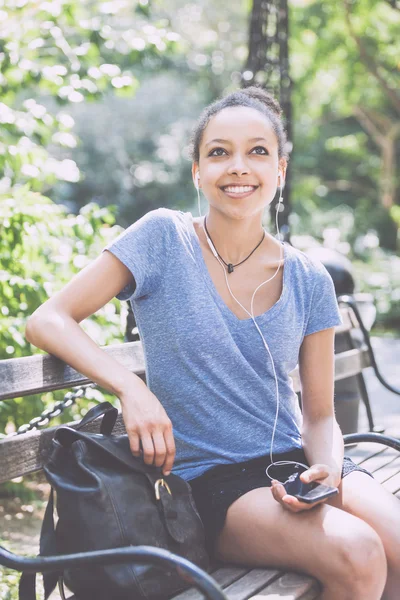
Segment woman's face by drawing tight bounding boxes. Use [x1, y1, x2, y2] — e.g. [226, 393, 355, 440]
[192, 106, 286, 220]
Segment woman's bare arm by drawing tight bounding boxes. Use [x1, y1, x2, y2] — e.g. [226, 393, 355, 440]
[26, 251, 136, 395]
[271, 327, 344, 512]
[25, 250, 176, 475]
[299, 326, 344, 485]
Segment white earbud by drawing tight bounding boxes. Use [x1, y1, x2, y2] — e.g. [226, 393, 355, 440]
[195, 172, 200, 190]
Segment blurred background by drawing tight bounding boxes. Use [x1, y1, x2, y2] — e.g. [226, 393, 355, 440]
[0, 0, 399, 444]
[0, 2, 400, 595]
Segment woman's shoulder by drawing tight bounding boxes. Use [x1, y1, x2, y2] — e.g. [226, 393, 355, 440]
[137, 208, 192, 233]
[134, 207, 185, 225]
[113, 209, 193, 249]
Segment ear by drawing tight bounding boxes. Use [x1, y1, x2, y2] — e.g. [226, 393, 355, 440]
[278, 158, 287, 187]
[192, 164, 200, 189]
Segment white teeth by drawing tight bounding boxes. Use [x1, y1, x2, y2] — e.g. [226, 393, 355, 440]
[223, 186, 256, 194]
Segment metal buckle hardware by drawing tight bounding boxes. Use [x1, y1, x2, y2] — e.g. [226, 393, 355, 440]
[154, 478, 172, 500]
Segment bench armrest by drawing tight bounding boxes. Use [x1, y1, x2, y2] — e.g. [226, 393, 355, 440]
[338, 295, 400, 397]
[344, 432, 400, 452]
[0, 544, 227, 600]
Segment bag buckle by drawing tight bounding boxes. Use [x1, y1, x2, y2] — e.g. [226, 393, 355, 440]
[154, 478, 172, 500]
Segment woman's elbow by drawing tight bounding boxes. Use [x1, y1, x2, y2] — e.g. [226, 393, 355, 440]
[25, 311, 45, 345]
[25, 308, 59, 346]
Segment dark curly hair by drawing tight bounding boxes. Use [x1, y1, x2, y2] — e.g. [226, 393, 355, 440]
[189, 86, 289, 164]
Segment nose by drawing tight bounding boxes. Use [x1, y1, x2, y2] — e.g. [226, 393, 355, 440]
[227, 153, 250, 176]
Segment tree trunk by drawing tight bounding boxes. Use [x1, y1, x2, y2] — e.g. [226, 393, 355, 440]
[243, 0, 292, 243]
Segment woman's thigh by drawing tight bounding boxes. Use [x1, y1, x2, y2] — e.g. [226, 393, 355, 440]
[329, 471, 400, 569]
[214, 485, 385, 588]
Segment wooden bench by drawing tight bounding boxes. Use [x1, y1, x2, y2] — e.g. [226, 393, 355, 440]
[1, 303, 400, 600]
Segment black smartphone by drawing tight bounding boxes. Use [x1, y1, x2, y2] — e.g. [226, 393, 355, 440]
[283, 472, 339, 504]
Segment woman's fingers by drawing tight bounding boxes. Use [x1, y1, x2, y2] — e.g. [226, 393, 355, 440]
[300, 464, 330, 484]
[152, 430, 167, 468]
[271, 480, 287, 505]
[128, 430, 141, 456]
[140, 431, 156, 465]
[120, 388, 175, 474]
[271, 479, 326, 513]
[127, 423, 175, 476]
[163, 425, 176, 476]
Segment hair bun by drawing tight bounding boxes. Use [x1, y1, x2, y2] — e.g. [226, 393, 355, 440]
[240, 86, 282, 117]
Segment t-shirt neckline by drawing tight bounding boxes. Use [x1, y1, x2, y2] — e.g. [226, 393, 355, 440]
[187, 212, 290, 324]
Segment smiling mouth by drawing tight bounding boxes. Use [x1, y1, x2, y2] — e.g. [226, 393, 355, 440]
[220, 185, 259, 197]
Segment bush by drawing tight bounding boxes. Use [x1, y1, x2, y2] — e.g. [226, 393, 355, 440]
[0, 190, 126, 434]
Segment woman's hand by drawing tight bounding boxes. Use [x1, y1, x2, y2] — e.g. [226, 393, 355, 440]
[118, 376, 175, 476]
[271, 464, 340, 513]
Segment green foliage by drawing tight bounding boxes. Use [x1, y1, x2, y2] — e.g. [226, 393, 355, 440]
[0, 562, 21, 600]
[0, 0, 181, 191]
[0, 190, 125, 433]
[0, 0, 182, 434]
[49, 0, 249, 224]
[290, 0, 400, 252]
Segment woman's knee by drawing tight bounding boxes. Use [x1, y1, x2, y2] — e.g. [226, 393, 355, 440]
[325, 522, 387, 598]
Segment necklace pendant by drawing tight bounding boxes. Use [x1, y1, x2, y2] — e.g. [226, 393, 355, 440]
[228, 264, 234, 274]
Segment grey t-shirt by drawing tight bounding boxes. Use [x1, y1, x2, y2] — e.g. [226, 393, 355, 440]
[104, 208, 343, 481]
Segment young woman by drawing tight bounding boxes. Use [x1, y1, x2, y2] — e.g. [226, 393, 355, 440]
[25, 87, 400, 600]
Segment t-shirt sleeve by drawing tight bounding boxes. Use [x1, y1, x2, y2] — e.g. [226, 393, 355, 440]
[303, 264, 343, 337]
[102, 208, 171, 301]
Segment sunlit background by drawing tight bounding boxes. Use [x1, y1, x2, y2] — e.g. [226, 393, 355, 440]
[0, 2, 400, 595]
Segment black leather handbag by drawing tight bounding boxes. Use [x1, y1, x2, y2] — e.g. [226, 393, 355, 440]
[19, 402, 210, 600]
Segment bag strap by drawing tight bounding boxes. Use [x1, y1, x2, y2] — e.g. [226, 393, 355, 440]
[75, 401, 118, 435]
[19, 489, 60, 600]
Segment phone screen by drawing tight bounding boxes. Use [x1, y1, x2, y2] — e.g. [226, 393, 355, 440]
[284, 473, 339, 504]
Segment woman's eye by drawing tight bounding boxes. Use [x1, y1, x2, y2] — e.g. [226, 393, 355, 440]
[209, 147, 226, 157]
[208, 146, 268, 157]
[251, 146, 268, 155]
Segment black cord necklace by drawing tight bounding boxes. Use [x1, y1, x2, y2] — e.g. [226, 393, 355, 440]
[204, 216, 265, 274]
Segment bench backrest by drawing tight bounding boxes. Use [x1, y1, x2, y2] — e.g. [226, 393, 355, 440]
[0, 307, 371, 484]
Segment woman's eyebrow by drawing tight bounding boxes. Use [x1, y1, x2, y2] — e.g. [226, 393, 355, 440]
[205, 137, 268, 147]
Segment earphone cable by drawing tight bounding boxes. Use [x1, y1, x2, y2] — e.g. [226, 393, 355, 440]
[196, 183, 308, 482]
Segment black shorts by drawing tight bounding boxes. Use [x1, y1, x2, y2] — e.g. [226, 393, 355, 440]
[188, 448, 373, 556]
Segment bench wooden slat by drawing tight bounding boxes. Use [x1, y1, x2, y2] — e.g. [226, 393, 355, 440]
[373, 456, 400, 484]
[344, 443, 386, 464]
[221, 568, 280, 599]
[0, 308, 357, 401]
[356, 447, 399, 474]
[0, 342, 145, 401]
[382, 471, 400, 495]
[174, 566, 250, 600]
[255, 572, 320, 599]
[0, 342, 371, 404]
[289, 347, 371, 393]
[0, 414, 126, 483]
